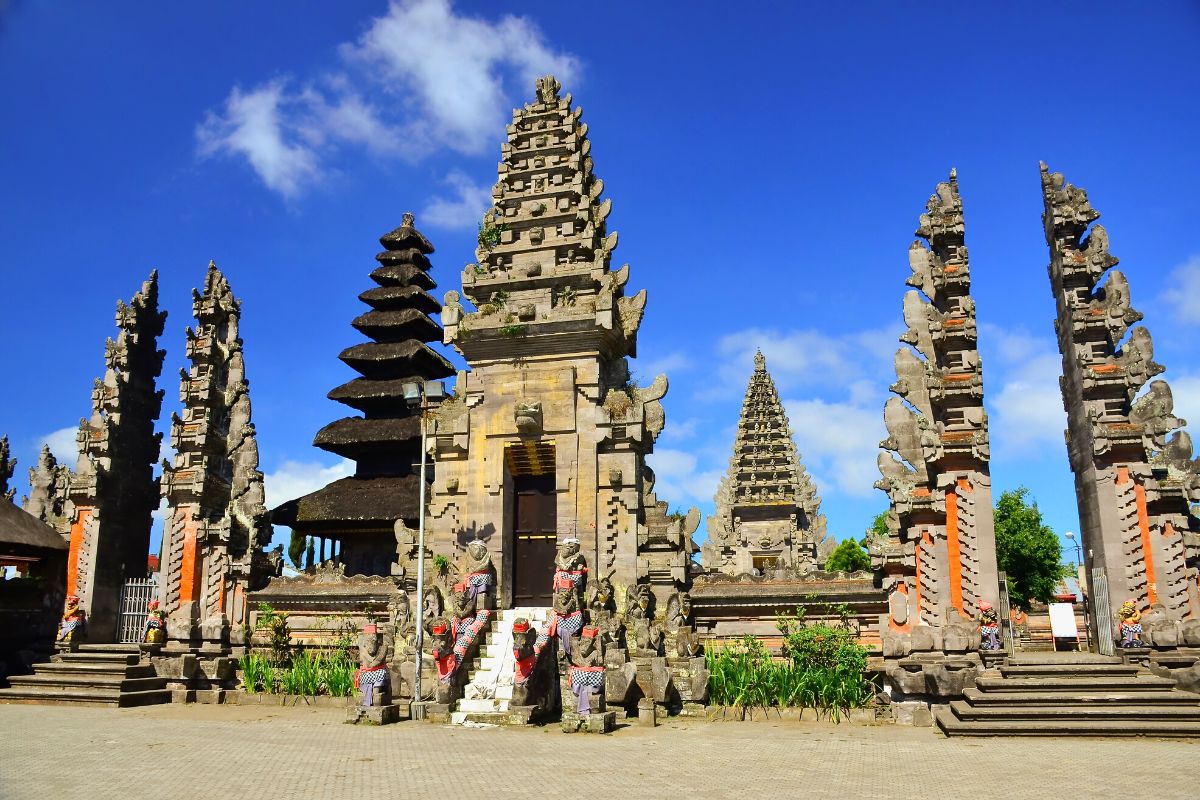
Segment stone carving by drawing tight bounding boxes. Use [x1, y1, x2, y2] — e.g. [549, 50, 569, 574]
[56, 594, 86, 646]
[161, 263, 272, 649]
[511, 617, 551, 707]
[874, 171, 1000, 640]
[355, 624, 391, 707]
[454, 538, 495, 604]
[1117, 600, 1145, 648]
[22, 444, 73, 534]
[513, 400, 542, 434]
[143, 599, 166, 645]
[701, 351, 830, 575]
[0, 436, 13, 502]
[65, 272, 166, 642]
[428, 619, 457, 702]
[977, 601, 1000, 651]
[1042, 164, 1200, 641]
[567, 625, 606, 714]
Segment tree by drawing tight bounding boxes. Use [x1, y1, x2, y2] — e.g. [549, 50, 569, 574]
[824, 538, 871, 573]
[994, 487, 1063, 609]
[866, 511, 889, 543]
[287, 531, 307, 570]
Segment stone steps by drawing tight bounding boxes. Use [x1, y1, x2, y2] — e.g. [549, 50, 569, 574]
[939, 655, 1200, 737]
[453, 606, 550, 725]
[0, 645, 169, 708]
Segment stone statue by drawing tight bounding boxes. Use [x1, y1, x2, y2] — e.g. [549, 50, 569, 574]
[664, 592, 691, 633]
[143, 599, 166, 645]
[456, 539, 495, 604]
[978, 601, 1001, 651]
[1118, 600, 1145, 648]
[550, 580, 584, 658]
[511, 617, 550, 707]
[553, 537, 588, 605]
[587, 572, 623, 650]
[427, 619, 457, 701]
[448, 581, 491, 665]
[567, 625, 606, 715]
[57, 594, 86, 645]
[355, 624, 390, 707]
[626, 584, 663, 655]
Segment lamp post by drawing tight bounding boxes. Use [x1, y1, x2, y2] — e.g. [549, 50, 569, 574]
[1065, 530, 1092, 651]
[403, 379, 445, 720]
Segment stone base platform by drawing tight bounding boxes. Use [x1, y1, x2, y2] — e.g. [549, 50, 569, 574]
[451, 704, 538, 726]
[561, 710, 616, 733]
[345, 704, 402, 725]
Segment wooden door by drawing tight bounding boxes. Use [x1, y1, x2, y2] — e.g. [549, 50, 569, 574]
[512, 474, 557, 606]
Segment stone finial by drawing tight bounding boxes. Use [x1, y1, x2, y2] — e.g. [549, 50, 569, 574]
[535, 74, 561, 104]
[753, 349, 766, 373]
[402, 211, 415, 227]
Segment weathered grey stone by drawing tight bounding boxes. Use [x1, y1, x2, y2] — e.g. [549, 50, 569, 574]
[882, 631, 912, 658]
[910, 625, 941, 652]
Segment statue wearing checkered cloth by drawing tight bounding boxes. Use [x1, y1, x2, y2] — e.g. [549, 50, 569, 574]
[1118, 600, 1145, 648]
[567, 625, 606, 715]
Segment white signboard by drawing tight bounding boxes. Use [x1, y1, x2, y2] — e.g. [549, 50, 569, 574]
[1049, 602, 1079, 639]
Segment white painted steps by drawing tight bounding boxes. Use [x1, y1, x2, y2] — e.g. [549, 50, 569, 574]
[451, 607, 551, 724]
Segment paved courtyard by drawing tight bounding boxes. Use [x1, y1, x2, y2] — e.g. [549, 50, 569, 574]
[0, 703, 1196, 799]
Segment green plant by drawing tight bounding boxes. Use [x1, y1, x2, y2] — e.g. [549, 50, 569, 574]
[824, 538, 871, 573]
[288, 531, 307, 569]
[477, 215, 506, 250]
[498, 323, 527, 337]
[255, 602, 291, 663]
[433, 554, 450, 576]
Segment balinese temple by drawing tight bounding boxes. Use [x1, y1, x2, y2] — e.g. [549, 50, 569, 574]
[271, 214, 455, 579]
[701, 350, 831, 575]
[65, 272, 166, 642]
[431, 75, 697, 611]
[158, 263, 277, 650]
[872, 171, 1000, 638]
[1041, 163, 1200, 635]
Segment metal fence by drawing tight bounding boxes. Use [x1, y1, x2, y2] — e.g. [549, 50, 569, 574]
[1091, 567, 1114, 656]
[117, 578, 158, 643]
[997, 571, 1016, 656]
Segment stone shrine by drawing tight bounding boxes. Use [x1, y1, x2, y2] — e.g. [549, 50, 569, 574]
[1040, 163, 1200, 641]
[701, 350, 832, 575]
[429, 75, 697, 613]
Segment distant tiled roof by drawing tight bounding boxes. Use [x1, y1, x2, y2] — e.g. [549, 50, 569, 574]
[0, 500, 68, 553]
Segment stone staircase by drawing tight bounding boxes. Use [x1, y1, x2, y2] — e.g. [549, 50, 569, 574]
[451, 607, 551, 726]
[0, 644, 170, 707]
[936, 652, 1200, 736]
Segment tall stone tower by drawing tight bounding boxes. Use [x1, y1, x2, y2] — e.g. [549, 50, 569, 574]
[159, 263, 274, 649]
[432, 75, 696, 610]
[67, 271, 166, 642]
[1041, 163, 1200, 636]
[701, 351, 830, 575]
[873, 172, 999, 634]
[23, 445, 73, 535]
[272, 214, 455, 578]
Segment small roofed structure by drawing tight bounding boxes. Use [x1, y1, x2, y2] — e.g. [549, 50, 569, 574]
[1, 499, 68, 681]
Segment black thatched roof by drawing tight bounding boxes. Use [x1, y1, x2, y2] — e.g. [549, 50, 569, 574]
[0, 500, 68, 554]
[271, 475, 422, 529]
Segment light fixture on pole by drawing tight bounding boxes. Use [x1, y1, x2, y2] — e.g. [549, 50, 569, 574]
[403, 378, 445, 720]
[1065, 530, 1092, 651]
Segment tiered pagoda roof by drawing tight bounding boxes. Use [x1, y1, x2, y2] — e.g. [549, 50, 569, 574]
[441, 74, 645, 363]
[273, 214, 454, 531]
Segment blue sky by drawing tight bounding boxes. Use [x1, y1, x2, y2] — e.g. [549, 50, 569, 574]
[2, 1, 1199, 565]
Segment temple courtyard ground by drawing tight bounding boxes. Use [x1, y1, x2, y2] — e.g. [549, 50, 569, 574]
[0, 703, 1195, 799]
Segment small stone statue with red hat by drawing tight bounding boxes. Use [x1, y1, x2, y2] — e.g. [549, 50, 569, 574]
[355, 623, 390, 707]
[977, 601, 1001, 651]
[143, 599, 166, 645]
[428, 618, 457, 702]
[511, 617, 550, 706]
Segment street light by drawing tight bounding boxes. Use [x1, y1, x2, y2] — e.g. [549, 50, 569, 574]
[403, 379, 445, 720]
[1065, 530, 1092, 651]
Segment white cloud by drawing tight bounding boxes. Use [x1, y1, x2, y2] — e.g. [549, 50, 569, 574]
[704, 326, 900, 400]
[989, 352, 1067, 456]
[262, 458, 354, 510]
[419, 170, 493, 230]
[198, 0, 579, 199]
[646, 449, 723, 508]
[39, 426, 78, 466]
[346, 0, 579, 154]
[1165, 373, 1200, 433]
[196, 80, 321, 199]
[1161, 255, 1200, 325]
[783, 397, 884, 498]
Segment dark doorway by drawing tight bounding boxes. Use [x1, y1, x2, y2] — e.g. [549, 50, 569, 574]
[512, 474, 557, 606]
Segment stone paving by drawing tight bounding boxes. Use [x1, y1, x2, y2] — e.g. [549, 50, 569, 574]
[0, 704, 1196, 799]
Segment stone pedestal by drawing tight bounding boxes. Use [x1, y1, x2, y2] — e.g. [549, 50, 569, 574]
[345, 704, 401, 725]
[561, 711, 616, 733]
[637, 697, 657, 727]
